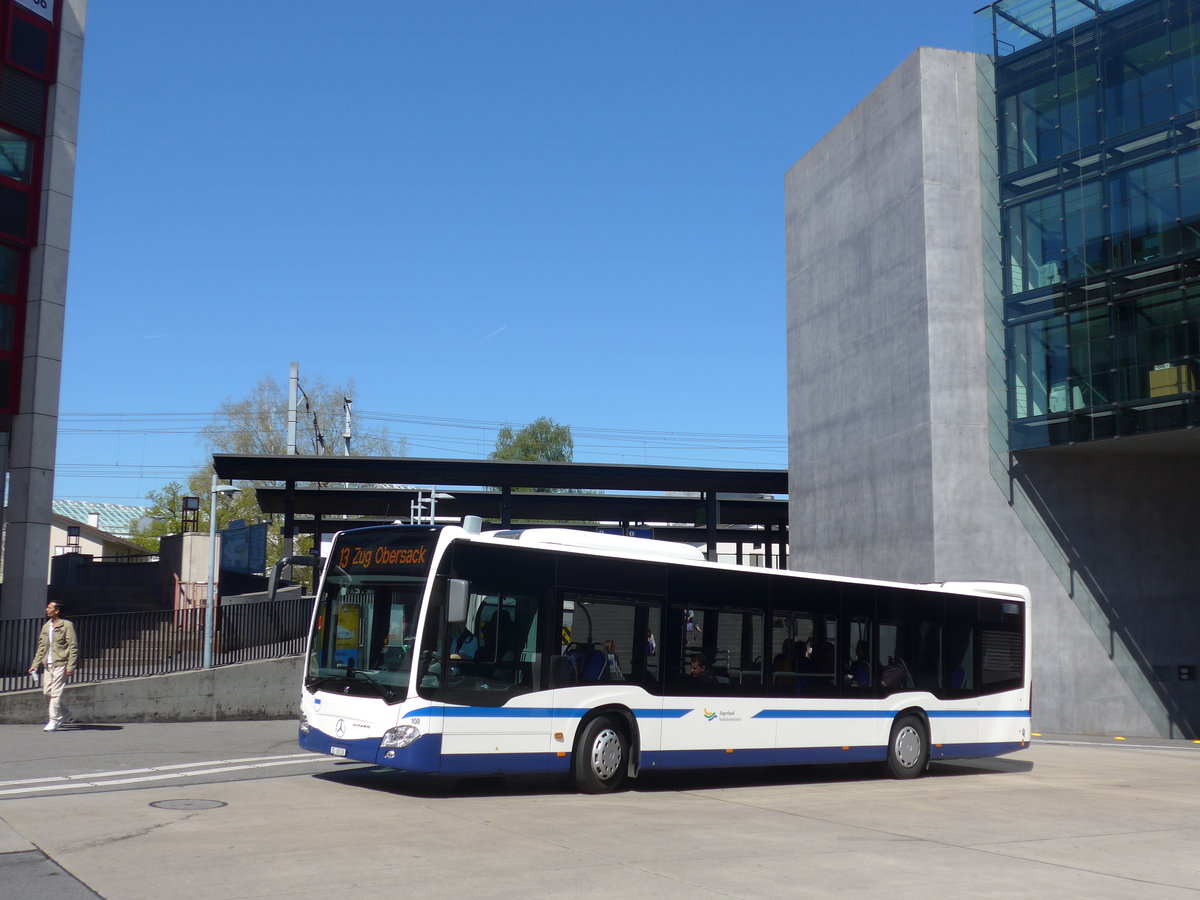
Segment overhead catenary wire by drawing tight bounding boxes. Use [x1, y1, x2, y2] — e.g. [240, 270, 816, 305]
[54, 410, 787, 501]
[59, 410, 784, 450]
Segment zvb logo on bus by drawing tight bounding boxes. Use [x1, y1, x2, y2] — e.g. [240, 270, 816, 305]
[338, 545, 428, 569]
[702, 709, 742, 723]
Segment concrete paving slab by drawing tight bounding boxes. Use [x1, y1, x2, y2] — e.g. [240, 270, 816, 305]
[0, 850, 103, 899]
[0, 737, 1197, 898]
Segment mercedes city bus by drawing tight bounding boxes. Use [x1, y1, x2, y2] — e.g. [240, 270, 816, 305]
[299, 518, 1030, 792]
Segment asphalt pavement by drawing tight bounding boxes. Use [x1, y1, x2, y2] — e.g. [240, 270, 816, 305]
[2, 720, 1199, 898]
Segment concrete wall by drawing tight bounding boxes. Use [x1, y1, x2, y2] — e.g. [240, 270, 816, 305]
[786, 49, 937, 580]
[1, 0, 87, 620]
[785, 47, 1195, 738]
[0, 656, 303, 724]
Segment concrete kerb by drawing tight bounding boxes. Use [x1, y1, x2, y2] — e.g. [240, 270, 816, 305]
[0, 656, 303, 724]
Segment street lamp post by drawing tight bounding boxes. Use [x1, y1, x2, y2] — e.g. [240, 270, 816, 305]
[203, 475, 240, 669]
[409, 489, 454, 524]
[429, 489, 454, 524]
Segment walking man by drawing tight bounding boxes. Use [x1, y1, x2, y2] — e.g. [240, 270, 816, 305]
[27, 601, 77, 731]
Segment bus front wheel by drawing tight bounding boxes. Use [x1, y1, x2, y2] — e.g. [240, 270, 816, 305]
[886, 714, 929, 779]
[573, 715, 628, 793]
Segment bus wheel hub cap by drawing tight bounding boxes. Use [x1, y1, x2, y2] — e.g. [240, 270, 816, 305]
[591, 729, 621, 778]
[896, 726, 921, 767]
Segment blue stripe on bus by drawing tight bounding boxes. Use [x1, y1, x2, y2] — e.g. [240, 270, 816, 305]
[438, 750, 572, 777]
[753, 708, 1030, 720]
[928, 709, 1030, 719]
[753, 709, 894, 719]
[428, 741, 1031, 776]
[931, 741, 1030, 760]
[298, 727, 382, 764]
[403, 706, 692, 719]
[301, 724, 1030, 777]
[642, 745, 888, 769]
[400, 706, 1030, 721]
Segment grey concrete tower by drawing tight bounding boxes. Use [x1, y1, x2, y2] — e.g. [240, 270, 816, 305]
[786, 48, 1197, 737]
[0, 0, 87, 619]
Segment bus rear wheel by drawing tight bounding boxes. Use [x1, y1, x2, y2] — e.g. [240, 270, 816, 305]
[573, 715, 628, 793]
[886, 714, 929, 779]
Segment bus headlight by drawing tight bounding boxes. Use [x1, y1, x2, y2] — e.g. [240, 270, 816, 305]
[380, 723, 421, 749]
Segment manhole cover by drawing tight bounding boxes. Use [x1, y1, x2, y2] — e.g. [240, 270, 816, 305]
[149, 799, 227, 811]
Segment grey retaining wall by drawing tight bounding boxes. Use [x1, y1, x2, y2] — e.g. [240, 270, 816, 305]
[0, 656, 304, 724]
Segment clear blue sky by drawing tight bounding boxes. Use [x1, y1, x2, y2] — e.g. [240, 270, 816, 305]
[56, 0, 984, 505]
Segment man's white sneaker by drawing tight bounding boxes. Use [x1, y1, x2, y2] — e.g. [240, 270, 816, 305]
[43, 721, 58, 732]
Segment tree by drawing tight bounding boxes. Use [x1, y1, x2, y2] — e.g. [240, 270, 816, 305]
[134, 372, 406, 584]
[489, 416, 579, 500]
[127, 481, 193, 552]
[200, 373, 400, 458]
[490, 416, 574, 463]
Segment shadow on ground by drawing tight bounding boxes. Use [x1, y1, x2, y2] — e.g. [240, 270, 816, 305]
[311, 754, 1033, 799]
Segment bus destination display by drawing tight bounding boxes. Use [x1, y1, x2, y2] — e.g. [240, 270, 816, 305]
[334, 535, 433, 575]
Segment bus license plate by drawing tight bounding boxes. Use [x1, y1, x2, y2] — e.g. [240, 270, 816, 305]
[331, 746, 347, 757]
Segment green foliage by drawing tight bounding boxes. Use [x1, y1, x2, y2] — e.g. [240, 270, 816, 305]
[134, 371, 406, 586]
[201, 373, 400, 458]
[127, 474, 265, 553]
[490, 416, 574, 463]
[127, 481, 191, 552]
[489, 416, 579, 500]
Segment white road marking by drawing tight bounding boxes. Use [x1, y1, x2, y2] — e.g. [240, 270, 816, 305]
[1036, 737, 1200, 752]
[0, 753, 339, 796]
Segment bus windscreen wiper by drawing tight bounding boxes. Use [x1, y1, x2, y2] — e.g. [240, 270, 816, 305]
[349, 669, 397, 702]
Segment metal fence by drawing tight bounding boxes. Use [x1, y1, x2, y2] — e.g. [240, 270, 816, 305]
[0, 596, 311, 693]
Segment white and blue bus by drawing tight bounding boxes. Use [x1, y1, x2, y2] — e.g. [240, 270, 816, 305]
[299, 519, 1031, 792]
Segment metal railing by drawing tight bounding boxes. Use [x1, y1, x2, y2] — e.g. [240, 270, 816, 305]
[0, 596, 311, 693]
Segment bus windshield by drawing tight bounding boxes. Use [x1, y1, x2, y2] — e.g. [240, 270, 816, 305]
[305, 528, 438, 703]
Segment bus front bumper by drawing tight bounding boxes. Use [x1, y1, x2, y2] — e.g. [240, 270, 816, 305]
[298, 721, 443, 773]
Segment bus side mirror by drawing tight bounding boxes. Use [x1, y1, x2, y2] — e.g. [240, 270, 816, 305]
[447, 579, 470, 624]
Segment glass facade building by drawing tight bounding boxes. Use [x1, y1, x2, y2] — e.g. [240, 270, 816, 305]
[979, 0, 1200, 448]
[0, 0, 57, 418]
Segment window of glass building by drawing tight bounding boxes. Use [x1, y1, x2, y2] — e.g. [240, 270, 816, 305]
[0, 358, 11, 411]
[7, 11, 51, 78]
[0, 181, 28, 239]
[1006, 193, 1065, 293]
[1109, 156, 1178, 269]
[1102, 14, 1172, 136]
[0, 241, 19, 294]
[994, 0, 1200, 446]
[0, 126, 31, 182]
[0, 301, 14, 353]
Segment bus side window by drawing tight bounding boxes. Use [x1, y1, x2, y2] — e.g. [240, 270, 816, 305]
[945, 613, 976, 696]
[558, 593, 660, 690]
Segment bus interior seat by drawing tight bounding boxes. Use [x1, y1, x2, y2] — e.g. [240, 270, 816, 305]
[565, 642, 609, 683]
[550, 654, 577, 688]
[579, 648, 608, 682]
[949, 666, 967, 690]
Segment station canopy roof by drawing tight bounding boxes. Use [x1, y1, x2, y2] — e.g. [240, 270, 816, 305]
[212, 454, 787, 495]
[212, 454, 788, 540]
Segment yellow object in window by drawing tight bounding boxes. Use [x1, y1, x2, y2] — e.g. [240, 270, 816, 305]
[1148, 365, 1195, 397]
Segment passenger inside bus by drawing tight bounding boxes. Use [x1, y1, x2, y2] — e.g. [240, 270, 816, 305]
[848, 640, 872, 687]
[565, 642, 610, 683]
[689, 653, 717, 685]
[603, 640, 624, 680]
[450, 627, 479, 660]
